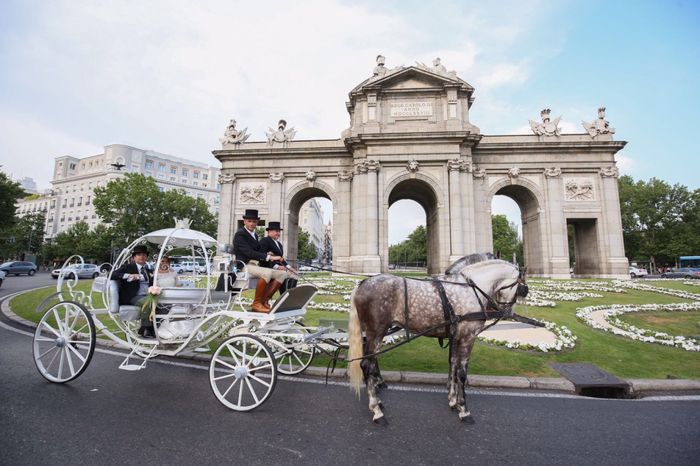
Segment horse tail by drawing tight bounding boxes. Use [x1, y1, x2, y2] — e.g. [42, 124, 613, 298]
[347, 284, 364, 397]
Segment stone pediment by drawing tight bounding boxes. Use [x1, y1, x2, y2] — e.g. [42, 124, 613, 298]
[351, 66, 474, 96]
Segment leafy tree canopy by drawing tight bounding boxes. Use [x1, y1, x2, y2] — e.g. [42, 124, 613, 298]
[297, 229, 317, 262]
[0, 171, 25, 228]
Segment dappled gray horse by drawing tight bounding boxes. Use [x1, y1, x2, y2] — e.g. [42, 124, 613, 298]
[348, 254, 528, 423]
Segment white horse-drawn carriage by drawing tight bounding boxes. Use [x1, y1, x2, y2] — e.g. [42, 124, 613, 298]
[32, 222, 323, 411]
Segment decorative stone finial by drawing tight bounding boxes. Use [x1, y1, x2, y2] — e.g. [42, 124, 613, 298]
[265, 119, 296, 147]
[219, 119, 250, 147]
[174, 218, 192, 229]
[582, 106, 615, 138]
[529, 108, 561, 137]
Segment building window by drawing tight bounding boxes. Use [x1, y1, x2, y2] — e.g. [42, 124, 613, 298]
[69, 163, 76, 170]
[182, 179, 188, 184]
[193, 171, 199, 179]
[86, 196, 91, 205]
[203, 173, 208, 180]
[193, 181, 198, 186]
[170, 166, 177, 174]
[182, 168, 189, 177]
[145, 160, 154, 169]
[170, 176, 176, 181]
[158, 163, 166, 172]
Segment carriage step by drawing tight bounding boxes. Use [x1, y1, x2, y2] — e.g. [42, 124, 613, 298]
[119, 364, 146, 371]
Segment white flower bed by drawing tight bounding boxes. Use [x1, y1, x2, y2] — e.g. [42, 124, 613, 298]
[613, 280, 700, 301]
[478, 319, 577, 352]
[576, 302, 700, 351]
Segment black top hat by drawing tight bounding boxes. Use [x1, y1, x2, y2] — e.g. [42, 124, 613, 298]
[242, 209, 260, 220]
[131, 245, 149, 256]
[266, 221, 283, 231]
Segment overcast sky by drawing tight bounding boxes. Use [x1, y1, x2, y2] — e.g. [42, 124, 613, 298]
[1, 0, 698, 244]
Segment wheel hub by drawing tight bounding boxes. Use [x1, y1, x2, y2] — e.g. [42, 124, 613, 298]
[233, 366, 248, 379]
[55, 336, 66, 348]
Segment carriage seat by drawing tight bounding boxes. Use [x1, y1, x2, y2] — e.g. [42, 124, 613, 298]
[268, 285, 317, 314]
[107, 280, 140, 321]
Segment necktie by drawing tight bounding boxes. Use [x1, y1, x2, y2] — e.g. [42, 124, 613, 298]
[141, 266, 149, 282]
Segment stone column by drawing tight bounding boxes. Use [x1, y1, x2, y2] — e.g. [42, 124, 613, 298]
[599, 166, 628, 278]
[334, 170, 354, 271]
[364, 159, 381, 272]
[543, 167, 570, 278]
[216, 171, 236, 244]
[268, 172, 284, 223]
[447, 158, 464, 261]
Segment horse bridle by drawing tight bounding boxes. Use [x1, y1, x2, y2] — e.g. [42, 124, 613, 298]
[468, 271, 528, 315]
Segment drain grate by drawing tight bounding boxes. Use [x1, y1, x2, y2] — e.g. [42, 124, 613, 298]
[551, 363, 631, 399]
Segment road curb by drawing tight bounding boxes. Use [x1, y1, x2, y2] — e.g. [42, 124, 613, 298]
[2, 287, 698, 394]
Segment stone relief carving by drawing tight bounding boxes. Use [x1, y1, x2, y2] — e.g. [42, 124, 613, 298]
[473, 167, 487, 179]
[265, 119, 296, 146]
[543, 167, 562, 178]
[338, 170, 354, 182]
[217, 172, 235, 184]
[508, 167, 521, 178]
[219, 119, 250, 147]
[599, 166, 619, 178]
[239, 183, 266, 204]
[364, 159, 380, 172]
[529, 108, 561, 137]
[564, 178, 595, 201]
[305, 170, 317, 182]
[447, 158, 472, 172]
[368, 54, 403, 82]
[415, 57, 458, 79]
[269, 172, 284, 183]
[355, 162, 367, 174]
[582, 107, 615, 138]
[406, 157, 419, 173]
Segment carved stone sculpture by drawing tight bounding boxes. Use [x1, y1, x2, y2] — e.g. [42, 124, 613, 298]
[305, 170, 317, 182]
[219, 119, 250, 147]
[338, 170, 354, 182]
[364, 159, 380, 172]
[565, 179, 594, 201]
[508, 167, 521, 178]
[582, 107, 615, 138]
[269, 172, 284, 182]
[415, 57, 458, 79]
[239, 183, 266, 204]
[266, 119, 297, 146]
[406, 157, 419, 173]
[473, 167, 487, 179]
[543, 167, 562, 178]
[599, 166, 619, 178]
[529, 108, 561, 137]
[368, 55, 403, 82]
[217, 172, 235, 184]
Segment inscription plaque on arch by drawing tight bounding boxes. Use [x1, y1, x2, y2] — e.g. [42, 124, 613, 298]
[390, 101, 433, 118]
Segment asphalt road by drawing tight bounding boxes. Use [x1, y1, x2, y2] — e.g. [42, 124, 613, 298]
[1, 275, 699, 465]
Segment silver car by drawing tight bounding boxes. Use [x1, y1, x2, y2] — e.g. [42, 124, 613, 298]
[51, 263, 101, 280]
[0, 261, 38, 276]
[0, 269, 6, 287]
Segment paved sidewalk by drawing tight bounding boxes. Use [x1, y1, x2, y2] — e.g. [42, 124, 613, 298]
[3, 288, 699, 395]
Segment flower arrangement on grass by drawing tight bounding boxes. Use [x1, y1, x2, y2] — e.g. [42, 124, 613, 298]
[576, 302, 700, 351]
[478, 319, 577, 352]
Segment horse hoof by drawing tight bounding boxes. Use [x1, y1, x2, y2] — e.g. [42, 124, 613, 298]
[378, 381, 388, 390]
[459, 414, 475, 425]
[373, 415, 388, 426]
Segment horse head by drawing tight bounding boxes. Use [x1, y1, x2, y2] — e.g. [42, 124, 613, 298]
[450, 255, 528, 316]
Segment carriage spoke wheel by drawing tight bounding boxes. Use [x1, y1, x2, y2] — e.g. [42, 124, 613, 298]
[273, 322, 316, 375]
[33, 301, 96, 383]
[209, 334, 277, 411]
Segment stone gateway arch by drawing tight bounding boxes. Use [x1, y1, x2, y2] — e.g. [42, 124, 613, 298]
[214, 58, 628, 278]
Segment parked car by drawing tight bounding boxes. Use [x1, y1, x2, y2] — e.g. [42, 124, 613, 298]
[661, 267, 700, 279]
[0, 269, 6, 287]
[628, 266, 648, 278]
[0, 261, 38, 276]
[51, 263, 101, 280]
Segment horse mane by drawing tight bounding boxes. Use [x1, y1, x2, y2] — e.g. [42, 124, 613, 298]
[445, 253, 495, 275]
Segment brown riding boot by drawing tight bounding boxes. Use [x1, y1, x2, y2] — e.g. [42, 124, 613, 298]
[251, 279, 269, 313]
[262, 280, 283, 311]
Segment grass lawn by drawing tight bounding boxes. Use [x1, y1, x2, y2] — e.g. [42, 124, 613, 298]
[9, 277, 700, 380]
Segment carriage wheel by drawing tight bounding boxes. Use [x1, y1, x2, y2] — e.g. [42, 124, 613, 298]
[272, 322, 316, 375]
[209, 334, 277, 411]
[33, 301, 96, 383]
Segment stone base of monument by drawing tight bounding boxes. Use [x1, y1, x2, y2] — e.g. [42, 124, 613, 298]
[551, 363, 631, 399]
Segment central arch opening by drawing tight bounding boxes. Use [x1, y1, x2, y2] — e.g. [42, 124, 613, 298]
[286, 187, 332, 269]
[386, 178, 439, 274]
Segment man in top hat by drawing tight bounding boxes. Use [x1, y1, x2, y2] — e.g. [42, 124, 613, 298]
[111, 244, 155, 337]
[260, 221, 298, 295]
[233, 209, 287, 312]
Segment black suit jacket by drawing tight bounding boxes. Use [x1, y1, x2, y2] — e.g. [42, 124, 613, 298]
[111, 262, 153, 305]
[233, 227, 267, 264]
[259, 236, 286, 268]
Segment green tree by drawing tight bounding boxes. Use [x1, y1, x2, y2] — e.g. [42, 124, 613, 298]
[0, 171, 25, 228]
[297, 229, 317, 262]
[618, 175, 695, 263]
[0, 212, 45, 260]
[93, 173, 216, 248]
[389, 225, 427, 264]
[491, 214, 523, 263]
